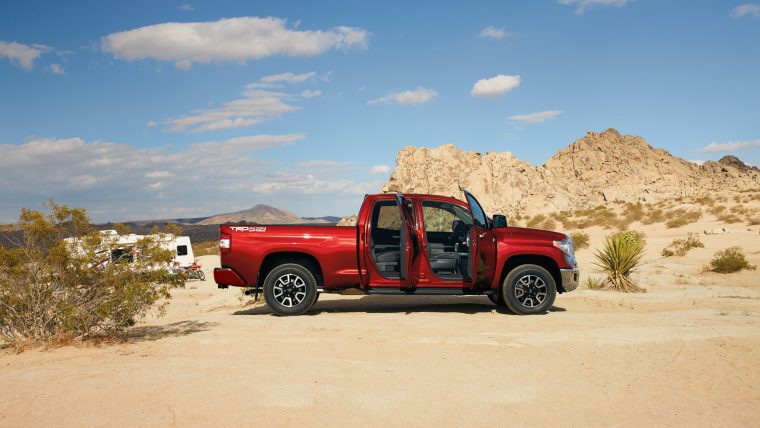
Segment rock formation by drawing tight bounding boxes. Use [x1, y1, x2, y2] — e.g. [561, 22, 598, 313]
[381, 129, 760, 216]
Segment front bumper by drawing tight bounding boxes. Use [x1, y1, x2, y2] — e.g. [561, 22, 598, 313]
[560, 268, 580, 292]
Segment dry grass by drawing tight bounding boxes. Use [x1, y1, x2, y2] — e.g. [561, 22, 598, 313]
[570, 231, 590, 250]
[665, 209, 702, 228]
[193, 240, 219, 256]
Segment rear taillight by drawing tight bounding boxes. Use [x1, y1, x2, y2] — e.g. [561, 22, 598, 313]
[220, 233, 231, 250]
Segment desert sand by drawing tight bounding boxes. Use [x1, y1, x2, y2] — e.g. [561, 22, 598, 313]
[1, 217, 760, 427]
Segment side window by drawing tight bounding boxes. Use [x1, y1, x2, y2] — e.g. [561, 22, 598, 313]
[176, 245, 188, 256]
[422, 205, 458, 232]
[421, 201, 472, 232]
[466, 193, 487, 228]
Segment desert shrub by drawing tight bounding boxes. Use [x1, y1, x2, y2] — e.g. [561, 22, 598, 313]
[661, 233, 704, 257]
[584, 276, 604, 289]
[570, 231, 590, 250]
[642, 208, 665, 225]
[575, 206, 619, 229]
[584, 276, 604, 290]
[593, 232, 646, 292]
[708, 247, 756, 273]
[748, 215, 760, 226]
[709, 204, 727, 216]
[665, 209, 702, 228]
[717, 213, 742, 224]
[622, 202, 645, 224]
[694, 195, 714, 206]
[526, 214, 546, 229]
[192, 240, 219, 256]
[539, 218, 557, 231]
[0, 201, 183, 345]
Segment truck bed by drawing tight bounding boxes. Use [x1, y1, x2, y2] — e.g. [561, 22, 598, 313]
[219, 224, 361, 289]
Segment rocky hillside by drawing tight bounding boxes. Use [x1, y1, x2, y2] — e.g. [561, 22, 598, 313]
[197, 204, 329, 225]
[382, 129, 760, 216]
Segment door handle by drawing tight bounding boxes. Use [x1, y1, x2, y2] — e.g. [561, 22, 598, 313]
[478, 233, 486, 239]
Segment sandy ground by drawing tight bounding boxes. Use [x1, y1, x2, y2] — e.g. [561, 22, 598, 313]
[2, 220, 760, 427]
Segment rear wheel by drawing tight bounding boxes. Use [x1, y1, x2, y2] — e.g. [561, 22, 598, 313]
[263, 263, 318, 316]
[503, 264, 556, 315]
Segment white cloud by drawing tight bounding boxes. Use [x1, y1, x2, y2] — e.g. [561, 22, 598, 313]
[295, 160, 354, 170]
[509, 110, 563, 123]
[162, 72, 326, 132]
[179, 3, 194, 11]
[471, 74, 520, 98]
[689, 160, 705, 166]
[0, 40, 50, 70]
[301, 89, 322, 98]
[697, 140, 760, 153]
[146, 120, 158, 127]
[251, 172, 379, 195]
[479, 26, 510, 40]
[261, 71, 316, 83]
[367, 87, 437, 105]
[369, 165, 390, 174]
[731, 3, 760, 18]
[558, 0, 631, 14]
[164, 88, 300, 132]
[101, 17, 369, 69]
[49, 63, 65, 74]
[0, 134, 318, 221]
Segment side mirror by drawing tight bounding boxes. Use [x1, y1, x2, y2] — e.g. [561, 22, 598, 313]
[493, 215, 508, 228]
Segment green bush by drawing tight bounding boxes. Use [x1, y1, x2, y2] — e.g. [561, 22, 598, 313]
[0, 201, 183, 346]
[570, 231, 590, 250]
[708, 247, 756, 273]
[593, 232, 646, 292]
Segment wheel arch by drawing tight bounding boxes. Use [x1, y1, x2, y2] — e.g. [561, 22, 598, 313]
[499, 254, 564, 293]
[258, 251, 324, 288]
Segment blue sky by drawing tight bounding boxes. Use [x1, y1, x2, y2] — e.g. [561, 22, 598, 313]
[1, 0, 759, 222]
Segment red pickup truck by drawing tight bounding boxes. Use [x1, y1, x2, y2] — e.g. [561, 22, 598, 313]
[214, 191, 579, 315]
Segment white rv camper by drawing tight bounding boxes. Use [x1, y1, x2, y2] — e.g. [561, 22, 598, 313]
[66, 230, 195, 268]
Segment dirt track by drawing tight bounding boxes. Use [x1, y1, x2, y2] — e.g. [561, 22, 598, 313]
[2, 224, 760, 426]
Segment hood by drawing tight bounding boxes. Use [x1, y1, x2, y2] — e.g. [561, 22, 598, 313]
[495, 226, 566, 243]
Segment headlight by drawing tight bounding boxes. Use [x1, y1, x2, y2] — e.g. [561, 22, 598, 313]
[553, 235, 576, 266]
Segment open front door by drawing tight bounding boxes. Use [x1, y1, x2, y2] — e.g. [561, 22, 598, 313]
[464, 190, 497, 288]
[395, 193, 417, 283]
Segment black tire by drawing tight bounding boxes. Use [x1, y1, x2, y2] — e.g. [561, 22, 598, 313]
[263, 263, 318, 316]
[198, 270, 206, 281]
[503, 264, 557, 315]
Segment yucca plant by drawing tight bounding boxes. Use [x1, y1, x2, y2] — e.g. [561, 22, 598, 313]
[593, 232, 645, 292]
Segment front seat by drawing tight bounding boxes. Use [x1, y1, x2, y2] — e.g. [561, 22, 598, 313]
[428, 243, 458, 273]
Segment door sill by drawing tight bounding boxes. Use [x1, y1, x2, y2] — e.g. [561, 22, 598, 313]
[367, 287, 496, 296]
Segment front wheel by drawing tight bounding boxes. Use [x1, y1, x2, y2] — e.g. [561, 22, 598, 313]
[503, 264, 557, 315]
[263, 263, 318, 316]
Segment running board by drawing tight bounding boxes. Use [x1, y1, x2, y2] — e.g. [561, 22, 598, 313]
[367, 287, 497, 296]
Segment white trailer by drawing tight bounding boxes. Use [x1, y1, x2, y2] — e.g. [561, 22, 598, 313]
[66, 230, 195, 268]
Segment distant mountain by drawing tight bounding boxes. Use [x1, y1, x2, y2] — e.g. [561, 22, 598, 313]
[302, 216, 342, 223]
[197, 204, 331, 225]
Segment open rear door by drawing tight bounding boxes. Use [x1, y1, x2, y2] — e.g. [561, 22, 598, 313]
[395, 193, 417, 282]
[464, 190, 497, 288]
